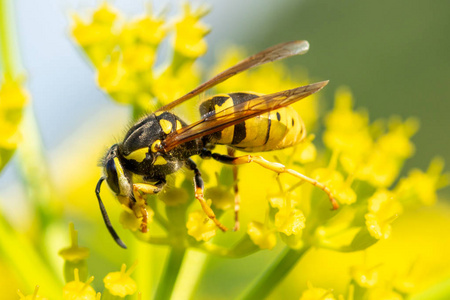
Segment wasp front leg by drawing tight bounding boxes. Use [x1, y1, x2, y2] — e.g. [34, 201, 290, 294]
[132, 181, 165, 233]
[186, 158, 228, 232]
[202, 150, 339, 210]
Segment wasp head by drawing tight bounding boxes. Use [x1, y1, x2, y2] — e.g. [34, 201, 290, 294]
[96, 143, 128, 249]
[101, 144, 133, 197]
[103, 144, 121, 194]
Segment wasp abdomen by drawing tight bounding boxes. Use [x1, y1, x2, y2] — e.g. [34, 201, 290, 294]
[199, 92, 306, 152]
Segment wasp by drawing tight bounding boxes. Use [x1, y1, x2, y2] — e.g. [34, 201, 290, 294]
[96, 40, 338, 248]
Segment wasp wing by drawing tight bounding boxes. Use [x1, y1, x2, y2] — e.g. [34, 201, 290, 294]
[157, 40, 310, 112]
[162, 81, 328, 152]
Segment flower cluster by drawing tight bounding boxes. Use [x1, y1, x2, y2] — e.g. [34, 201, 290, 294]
[0, 0, 30, 172]
[0, 72, 28, 172]
[71, 2, 208, 117]
[312, 89, 445, 254]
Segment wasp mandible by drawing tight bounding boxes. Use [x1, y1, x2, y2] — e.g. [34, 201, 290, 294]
[96, 41, 337, 248]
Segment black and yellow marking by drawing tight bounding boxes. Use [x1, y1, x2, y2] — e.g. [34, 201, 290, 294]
[124, 148, 148, 163]
[151, 140, 161, 153]
[155, 111, 179, 135]
[199, 92, 306, 152]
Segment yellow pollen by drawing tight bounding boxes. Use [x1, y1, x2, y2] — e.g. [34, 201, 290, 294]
[124, 148, 148, 163]
[160, 119, 173, 134]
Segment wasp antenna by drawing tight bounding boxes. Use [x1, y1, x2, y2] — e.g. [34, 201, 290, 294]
[95, 177, 127, 249]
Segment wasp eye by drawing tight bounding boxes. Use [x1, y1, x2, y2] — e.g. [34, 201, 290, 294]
[105, 159, 120, 194]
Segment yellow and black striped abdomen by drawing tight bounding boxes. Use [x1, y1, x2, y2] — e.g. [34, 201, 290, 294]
[199, 92, 306, 152]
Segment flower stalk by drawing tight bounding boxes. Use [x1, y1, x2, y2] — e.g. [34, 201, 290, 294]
[153, 247, 186, 300]
[0, 0, 15, 78]
[171, 249, 209, 300]
[239, 245, 310, 300]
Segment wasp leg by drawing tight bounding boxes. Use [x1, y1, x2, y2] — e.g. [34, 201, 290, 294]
[186, 158, 228, 232]
[132, 181, 165, 233]
[227, 147, 241, 231]
[203, 150, 339, 210]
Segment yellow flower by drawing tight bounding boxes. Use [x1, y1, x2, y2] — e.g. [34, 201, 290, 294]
[274, 208, 306, 236]
[59, 223, 89, 262]
[376, 117, 418, 159]
[365, 287, 403, 300]
[119, 13, 166, 72]
[96, 55, 139, 104]
[0, 77, 28, 149]
[158, 186, 189, 207]
[355, 117, 418, 187]
[356, 151, 401, 188]
[92, 2, 119, 25]
[63, 269, 96, 300]
[392, 261, 420, 295]
[152, 63, 201, 105]
[395, 158, 447, 206]
[119, 196, 154, 232]
[267, 192, 305, 248]
[186, 210, 217, 242]
[121, 14, 166, 46]
[297, 141, 317, 164]
[173, 3, 210, 58]
[314, 206, 365, 251]
[17, 286, 48, 300]
[350, 264, 380, 288]
[247, 221, 277, 250]
[268, 192, 300, 211]
[103, 263, 138, 298]
[323, 87, 372, 157]
[313, 168, 357, 205]
[365, 190, 403, 240]
[206, 186, 234, 211]
[300, 282, 335, 300]
[71, 3, 120, 66]
[122, 44, 157, 72]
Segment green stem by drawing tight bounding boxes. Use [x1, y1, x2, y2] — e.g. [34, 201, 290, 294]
[0, 0, 18, 78]
[239, 246, 310, 300]
[153, 247, 187, 300]
[410, 277, 450, 300]
[148, 198, 170, 230]
[171, 249, 209, 300]
[197, 234, 259, 258]
[0, 214, 63, 299]
[132, 233, 170, 245]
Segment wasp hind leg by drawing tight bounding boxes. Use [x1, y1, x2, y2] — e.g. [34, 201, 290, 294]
[186, 158, 228, 232]
[227, 147, 241, 231]
[202, 150, 339, 210]
[132, 181, 165, 233]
